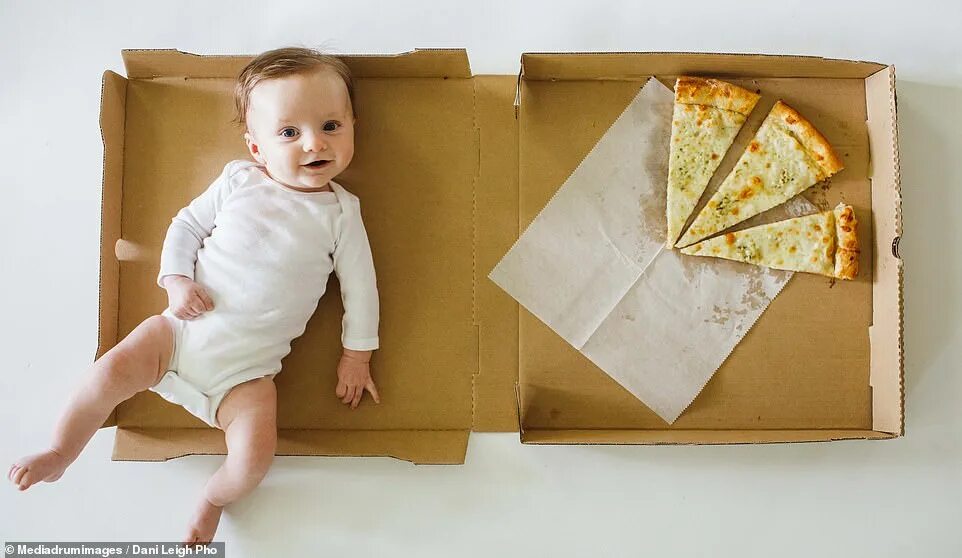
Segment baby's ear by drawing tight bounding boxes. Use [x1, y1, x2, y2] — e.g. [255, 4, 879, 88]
[245, 131, 265, 164]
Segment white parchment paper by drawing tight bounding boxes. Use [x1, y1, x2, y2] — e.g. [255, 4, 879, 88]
[489, 78, 814, 423]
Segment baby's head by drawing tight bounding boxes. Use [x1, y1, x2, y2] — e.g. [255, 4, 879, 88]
[235, 47, 356, 191]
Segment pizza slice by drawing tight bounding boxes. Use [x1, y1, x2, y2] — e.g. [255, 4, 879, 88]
[679, 203, 859, 280]
[675, 101, 844, 248]
[666, 77, 760, 247]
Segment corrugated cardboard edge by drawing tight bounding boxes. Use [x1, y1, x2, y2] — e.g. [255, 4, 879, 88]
[519, 429, 892, 445]
[97, 70, 127, 429]
[865, 65, 904, 435]
[471, 69, 481, 431]
[518, 51, 887, 80]
[514, 51, 888, 110]
[121, 48, 473, 79]
[113, 428, 469, 465]
[513, 52, 903, 444]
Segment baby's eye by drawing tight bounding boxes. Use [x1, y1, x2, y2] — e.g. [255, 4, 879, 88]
[322, 121, 340, 132]
[279, 127, 298, 138]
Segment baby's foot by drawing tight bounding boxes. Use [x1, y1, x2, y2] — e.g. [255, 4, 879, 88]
[8, 449, 70, 491]
[183, 496, 223, 545]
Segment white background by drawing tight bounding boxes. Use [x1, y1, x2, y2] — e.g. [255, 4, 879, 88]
[2, 1, 960, 556]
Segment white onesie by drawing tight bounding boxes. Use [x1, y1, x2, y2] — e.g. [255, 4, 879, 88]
[150, 160, 379, 427]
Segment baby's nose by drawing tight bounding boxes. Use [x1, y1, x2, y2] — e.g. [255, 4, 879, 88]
[303, 133, 328, 152]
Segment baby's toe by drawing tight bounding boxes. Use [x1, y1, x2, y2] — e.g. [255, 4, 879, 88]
[12, 465, 28, 487]
[181, 532, 199, 546]
[17, 472, 36, 491]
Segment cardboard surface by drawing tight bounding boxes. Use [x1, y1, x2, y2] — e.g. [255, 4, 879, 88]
[98, 49, 902, 463]
[515, 53, 902, 442]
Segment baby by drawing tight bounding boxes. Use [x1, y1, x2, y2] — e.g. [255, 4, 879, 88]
[8, 47, 380, 543]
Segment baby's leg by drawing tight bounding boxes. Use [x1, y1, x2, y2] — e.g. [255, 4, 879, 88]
[8, 315, 173, 491]
[184, 377, 277, 544]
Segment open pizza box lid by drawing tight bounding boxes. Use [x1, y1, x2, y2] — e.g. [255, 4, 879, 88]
[98, 48, 519, 464]
[97, 48, 902, 464]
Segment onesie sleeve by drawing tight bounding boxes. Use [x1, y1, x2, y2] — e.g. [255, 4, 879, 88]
[157, 161, 245, 287]
[332, 197, 381, 351]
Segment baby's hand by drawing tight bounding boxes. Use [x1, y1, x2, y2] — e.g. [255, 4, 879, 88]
[335, 349, 380, 409]
[162, 275, 214, 320]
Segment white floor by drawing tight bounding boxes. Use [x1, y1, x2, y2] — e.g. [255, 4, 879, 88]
[2, 1, 961, 556]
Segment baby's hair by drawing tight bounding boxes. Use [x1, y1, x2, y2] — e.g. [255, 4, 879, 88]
[233, 46, 355, 126]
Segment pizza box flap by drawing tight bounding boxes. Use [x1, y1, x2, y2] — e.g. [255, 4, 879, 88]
[97, 69, 127, 429]
[518, 52, 887, 81]
[112, 428, 469, 465]
[519, 428, 893, 445]
[121, 48, 473, 79]
[864, 66, 903, 435]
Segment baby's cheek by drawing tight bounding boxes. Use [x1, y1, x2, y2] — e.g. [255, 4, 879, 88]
[341, 143, 355, 165]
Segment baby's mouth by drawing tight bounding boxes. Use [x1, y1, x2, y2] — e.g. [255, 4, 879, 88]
[304, 159, 332, 168]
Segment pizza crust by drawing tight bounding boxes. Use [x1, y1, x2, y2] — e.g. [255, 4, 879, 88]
[770, 101, 845, 179]
[674, 77, 761, 116]
[832, 203, 859, 280]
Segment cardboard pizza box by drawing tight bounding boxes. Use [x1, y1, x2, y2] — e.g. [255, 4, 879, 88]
[512, 53, 902, 444]
[96, 49, 901, 464]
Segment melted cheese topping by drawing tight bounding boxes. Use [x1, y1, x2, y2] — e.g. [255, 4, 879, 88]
[666, 103, 746, 246]
[680, 210, 836, 277]
[675, 115, 821, 248]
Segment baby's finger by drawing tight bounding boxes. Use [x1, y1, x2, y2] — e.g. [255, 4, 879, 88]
[366, 382, 381, 404]
[351, 389, 363, 409]
[189, 296, 207, 314]
[342, 385, 357, 405]
[335, 381, 347, 399]
[198, 289, 214, 311]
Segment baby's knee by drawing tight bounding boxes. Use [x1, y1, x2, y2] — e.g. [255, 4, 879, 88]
[95, 349, 147, 395]
[139, 315, 171, 336]
[95, 315, 171, 393]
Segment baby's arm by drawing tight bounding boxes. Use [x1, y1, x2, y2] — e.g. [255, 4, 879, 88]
[332, 197, 381, 408]
[332, 197, 380, 352]
[158, 162, 240, 319]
